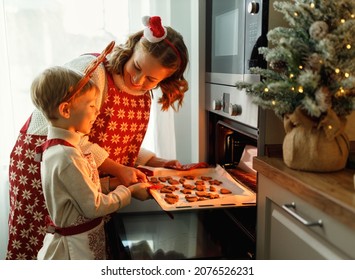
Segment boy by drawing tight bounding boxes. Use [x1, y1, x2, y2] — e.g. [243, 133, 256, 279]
[32, 66, 150, 259]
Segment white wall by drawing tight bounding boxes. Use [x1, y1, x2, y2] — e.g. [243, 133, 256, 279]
[173, 0, 207, 164]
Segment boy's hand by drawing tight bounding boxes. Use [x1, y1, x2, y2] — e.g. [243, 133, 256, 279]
[128, 183, 152, 201]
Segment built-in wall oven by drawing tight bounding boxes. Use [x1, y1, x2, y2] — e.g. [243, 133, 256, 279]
[204, 0, 287, 260]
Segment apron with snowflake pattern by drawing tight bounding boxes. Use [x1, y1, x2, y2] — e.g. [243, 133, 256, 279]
[7, 115, 47, 260]
[89, 70, 152, 167]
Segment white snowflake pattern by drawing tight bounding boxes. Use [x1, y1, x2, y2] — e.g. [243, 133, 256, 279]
[33, 211, 44, 222]
[27, 163, 39, 174]
[136, 133, 143, 142]
[9, 171, 17, 182]
[25, 204, 35, 214]
[18, 175, 28, 186]
[121, 156, 129, 165]
[111, 134, 120, 144]
[12, 185, 20, 197]
[15, 200, 22, 210]
[123, 97, 129, 106]
[29, 236, 39, 247]
[95, 117, 105, 128]
[130, 123, 138, 132]
[24, 148, 35, 159]
[114, 147, 122, 156]
[89, 127, 97, 137]
[16, 215, 26, 225]
[16, 253, 27, 260]
[9, 223, 17, 235]
[108, 121, 118, 131]
[35, 138, 46, 147]
[16, 160, 25, 171]
[105, 107, 115, 117]
[9, 157, 14, 167]
[120, 122, 128, 132]
[23, 135, 33, 144]
[128, 144, 137, 154]
[127, 110, 135, 119]
[117, 109, 125, 119]
[37, 225, 47, 236]
[136, 111, 142, 120]
[25, 243, 34, 252]
[98, 132, 108, 142]
[6, 251, 13, 260]
[139, 124, 145, 131]
[22, 189, 31, 200]
[12, 239, 22, 250]
[31, 178, 42, 190]
[113, 95, 120, 105]
[14, 146, 23, 156]
[20, 229, 29, 239]
[130, 99, 137, 107]
[123, 135, 130, 144]
[139, 98, 145, 107]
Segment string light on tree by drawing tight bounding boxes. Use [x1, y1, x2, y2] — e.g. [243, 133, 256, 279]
[235, 0, 355, 119]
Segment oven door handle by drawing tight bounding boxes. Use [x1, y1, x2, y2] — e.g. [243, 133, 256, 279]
[282, 202, 323, 227]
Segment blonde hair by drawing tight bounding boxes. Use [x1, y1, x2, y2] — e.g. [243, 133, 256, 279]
[31, 66, 97, 120]
[107, 27, 189, 111]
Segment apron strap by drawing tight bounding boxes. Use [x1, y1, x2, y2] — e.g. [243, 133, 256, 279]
[35, 138, 74, 162]
[45, 215, 102, 236]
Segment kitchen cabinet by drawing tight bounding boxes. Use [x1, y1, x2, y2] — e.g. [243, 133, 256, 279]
[254, 156, 355, 259]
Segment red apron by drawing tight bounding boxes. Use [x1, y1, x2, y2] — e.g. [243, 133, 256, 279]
[7, 115, 47, 260]
[89, 70, 151, 167]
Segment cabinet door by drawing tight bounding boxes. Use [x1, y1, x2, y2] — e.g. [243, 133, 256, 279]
[267, 201, 348, 260]
[257, 173, 355, 260]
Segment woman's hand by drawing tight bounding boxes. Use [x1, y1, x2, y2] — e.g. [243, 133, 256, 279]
[146, 156, 182, 168]
[163, 160, 182, 169]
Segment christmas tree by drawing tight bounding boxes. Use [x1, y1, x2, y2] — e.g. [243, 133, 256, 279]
[236, 0, 355, 119]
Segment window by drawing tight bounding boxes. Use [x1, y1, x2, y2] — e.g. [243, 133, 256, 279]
[0, 0, 177, 258]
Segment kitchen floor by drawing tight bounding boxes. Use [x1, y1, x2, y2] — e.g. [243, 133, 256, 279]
[110, 208, 256, 260]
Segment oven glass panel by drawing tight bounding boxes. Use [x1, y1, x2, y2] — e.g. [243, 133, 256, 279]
[206, 0, 245, 75]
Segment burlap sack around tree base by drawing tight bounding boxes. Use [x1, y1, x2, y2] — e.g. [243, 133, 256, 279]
[282, 107, 350, 172]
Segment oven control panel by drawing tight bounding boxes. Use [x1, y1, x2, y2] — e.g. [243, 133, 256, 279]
[206, 83, 258, 129]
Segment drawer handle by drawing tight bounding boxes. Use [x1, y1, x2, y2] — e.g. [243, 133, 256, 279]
[282, 202, 323, 227]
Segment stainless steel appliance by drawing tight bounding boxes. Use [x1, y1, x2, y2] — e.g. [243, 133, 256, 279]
[205, 0, 285, 156]
[203, 0, 288, 260]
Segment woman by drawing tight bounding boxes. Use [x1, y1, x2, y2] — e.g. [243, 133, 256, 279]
[7, 16, 189, 260]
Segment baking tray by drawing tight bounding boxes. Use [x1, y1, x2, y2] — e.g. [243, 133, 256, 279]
[139, 164, 256, 211]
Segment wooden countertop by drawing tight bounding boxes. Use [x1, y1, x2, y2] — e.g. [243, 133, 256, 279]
[253, 156, 355, 229]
